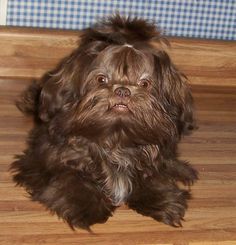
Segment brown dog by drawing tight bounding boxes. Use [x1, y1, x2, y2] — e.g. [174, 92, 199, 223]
[11, 15, 198, 230]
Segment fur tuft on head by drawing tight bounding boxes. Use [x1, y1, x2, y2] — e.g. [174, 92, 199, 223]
[80, 14, 164, 47]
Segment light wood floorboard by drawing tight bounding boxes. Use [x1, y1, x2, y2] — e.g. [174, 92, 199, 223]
[0, 78, 236, 244]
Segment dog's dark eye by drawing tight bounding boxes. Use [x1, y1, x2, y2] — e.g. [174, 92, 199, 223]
[96, 75, 108, 84]
[138, 79, 150, 89]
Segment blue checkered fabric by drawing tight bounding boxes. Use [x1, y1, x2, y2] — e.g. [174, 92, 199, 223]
[6, 0, 236, 40]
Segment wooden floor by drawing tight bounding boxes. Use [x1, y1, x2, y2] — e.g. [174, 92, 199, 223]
[0, 78, 236, 245]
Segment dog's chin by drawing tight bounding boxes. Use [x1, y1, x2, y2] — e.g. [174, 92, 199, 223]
[72, 107, 166, 147]
[72, 102, 136, 144]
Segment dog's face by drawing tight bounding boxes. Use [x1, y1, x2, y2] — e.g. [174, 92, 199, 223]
[36, 16, 194, 146]
[73, 44, 176, 145]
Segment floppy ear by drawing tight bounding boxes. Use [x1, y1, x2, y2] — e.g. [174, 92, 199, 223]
[16, 80, 41, 121]
[38, 56, 78, 122]
[154, 51, 196, 135]
[17, 51, 80, 122]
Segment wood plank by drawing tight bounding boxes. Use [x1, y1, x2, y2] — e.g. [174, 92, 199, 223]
[0, 229, 236, 245]
[0, 27, 236, 86]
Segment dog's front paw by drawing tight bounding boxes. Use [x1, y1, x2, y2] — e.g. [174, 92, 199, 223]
[149, 189, 190, 227]
[176, 166, 198, 186]
[162, 160, 198, 186]
[35, 174, 115, 231]
[128, 185, 190, 227]
[151, 200, 186, 227]
[61, 198, 114, 231]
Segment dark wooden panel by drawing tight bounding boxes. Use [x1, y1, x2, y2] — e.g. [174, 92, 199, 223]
[0, 27, 236, 86]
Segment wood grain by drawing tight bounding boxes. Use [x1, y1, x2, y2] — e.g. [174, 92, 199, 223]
[0, 27, 236, 86]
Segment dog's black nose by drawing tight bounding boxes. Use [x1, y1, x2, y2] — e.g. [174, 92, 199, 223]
[114, 87, 131, 98]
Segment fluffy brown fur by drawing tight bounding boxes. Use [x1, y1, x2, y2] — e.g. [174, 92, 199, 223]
[11, 15, 198, 230]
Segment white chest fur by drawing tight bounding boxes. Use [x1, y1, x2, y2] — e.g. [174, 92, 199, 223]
[101, 153, 133, 206]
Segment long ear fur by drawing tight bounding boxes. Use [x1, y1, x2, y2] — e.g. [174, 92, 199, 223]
[17, 51, 80, 122]
[38, 54, 78, 122]
[154, 51, 196, 135]
[16, 81, 41, 117]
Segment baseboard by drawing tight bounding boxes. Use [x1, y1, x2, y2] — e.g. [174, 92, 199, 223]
[0, 0, 8, 25]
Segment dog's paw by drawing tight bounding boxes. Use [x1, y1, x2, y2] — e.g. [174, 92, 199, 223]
[128, 186, 190, 228]
[35, 175, 115, 231]
[54, 190, 115, 231]
[62, 201, 113, 231]
[150, 189, 190, 227]
[179, 165, 198, 186]
[162, 160, 198, 186]
[151, 200, 186, 227]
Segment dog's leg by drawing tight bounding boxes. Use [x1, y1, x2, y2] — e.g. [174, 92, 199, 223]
[159, 159, 198, 186]
[127, 176, 190, 227]
[11, 158, 115, 230]
[35, 170, 116, 230]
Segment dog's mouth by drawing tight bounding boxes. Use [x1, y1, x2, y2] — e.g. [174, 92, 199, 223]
[112, 103, 129, 112]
